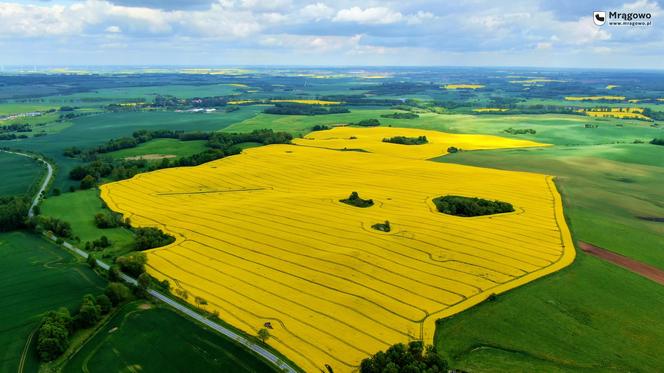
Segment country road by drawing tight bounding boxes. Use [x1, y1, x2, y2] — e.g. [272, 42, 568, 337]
[0, 149, 53, 217]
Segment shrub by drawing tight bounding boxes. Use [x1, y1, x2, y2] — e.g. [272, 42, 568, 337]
[116, 252, 147, 277]
[447, 146, 460, 153]
[340, 192, 374, 208]
[105, 282, 132, 306]
[371, 220, 391, 232]
[433, 195, 514, 217]
[311, 124, 330, 131]
[79, 175, 96, 190]
[650, 138, 664, 146]
[353, 119, 380, 127]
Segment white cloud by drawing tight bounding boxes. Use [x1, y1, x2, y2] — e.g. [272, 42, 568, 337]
[299, 3, 334, 21]
[105, 25, 122, 33]
[333, 6, 403, 25]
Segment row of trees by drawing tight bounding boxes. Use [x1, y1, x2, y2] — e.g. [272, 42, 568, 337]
[264, 103, 350, 115]
[380, 112, 419, 119]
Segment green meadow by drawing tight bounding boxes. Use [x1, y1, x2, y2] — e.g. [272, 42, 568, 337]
[0, 231, 105, 373]
[108, 138, 208, 160]
[0, 151, 44, 197]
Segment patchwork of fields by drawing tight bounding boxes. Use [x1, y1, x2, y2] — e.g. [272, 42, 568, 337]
[101, 127, 574, 372]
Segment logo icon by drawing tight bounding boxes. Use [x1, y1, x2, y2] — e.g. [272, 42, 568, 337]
[594, 11, 606, 26]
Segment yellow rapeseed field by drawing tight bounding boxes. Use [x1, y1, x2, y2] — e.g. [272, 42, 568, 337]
[443, 84, 484, 89]
[564, 95, 625, 101]
[100, 127, 574, 372]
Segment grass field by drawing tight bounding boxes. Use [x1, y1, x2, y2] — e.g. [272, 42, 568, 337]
[437, 144, 664, 269]
[41, 189, 135, 258]
[434, 142, 664, 371]
[0, 103, 58, 115]
[62, 302, 276, 373]
[108, 139, 208, 160]
[100, 127, 574, 372]
[0, 151, 44, 197]
[0, 231, 105, 373]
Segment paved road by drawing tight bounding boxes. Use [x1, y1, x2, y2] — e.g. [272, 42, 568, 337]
[44, 233, 297, 372]
[0, 149, 53, 218]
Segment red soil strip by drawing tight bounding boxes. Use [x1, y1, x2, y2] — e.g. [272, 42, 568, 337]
[578, 241, 664, 286]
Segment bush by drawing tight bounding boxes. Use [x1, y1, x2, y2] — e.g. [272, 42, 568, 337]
[360, 341, 448, 373]
[79, 175, 96, 190]
[105, 282, 132, 306]
[116, 252, 147, 277]
[382, 136, 428, 145]
[433, 195, 514, 217]
[371, 220, 391, 232]
[447, 146, 460, 153]
[94, 212, 122, 228]
[504, 127, 536, 135]
[311, 124, 330, 131]
[340, 192, 374, 208]
[75, 294, 101, 328]
[134, 227, 175, 251]
[650, 138, 664, 146]
[39, 216, 72, 238]
[96, 294, 112, 314]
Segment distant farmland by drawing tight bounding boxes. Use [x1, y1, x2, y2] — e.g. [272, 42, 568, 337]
[100, 127, 575, 372]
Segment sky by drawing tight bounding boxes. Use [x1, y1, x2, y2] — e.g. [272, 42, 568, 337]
[0, 0, 662, 68]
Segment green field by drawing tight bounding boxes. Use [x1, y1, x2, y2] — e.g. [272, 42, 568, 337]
[224, 109, 661, 146]
[434, 142, 664, 371]
[40, 189, 135, 258]
[62, 302, 276, 373]
[0, 231, 105, 373]
[0, 151, 44, 197]
[108, 138, 208, 160]
[0, 103, 58, 115]
[436, 252, 664, 372]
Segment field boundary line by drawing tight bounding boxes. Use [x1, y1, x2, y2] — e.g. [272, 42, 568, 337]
[17, 327, 37, 373]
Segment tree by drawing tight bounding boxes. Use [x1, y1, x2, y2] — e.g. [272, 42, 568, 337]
[36, 308, 72, 361]
[116, 252, 147, 277]
[86, 254, 97, 269]
[194, 296, 208, 309]
[79, 175, 96, 190]
[134, 227, 175, 251]
[360, 341, 448, 373]
[76, 294, 101, 328]
[105, 282, 132, 306]
[257, 327, 270, 343]
[96, 294, 112, 314]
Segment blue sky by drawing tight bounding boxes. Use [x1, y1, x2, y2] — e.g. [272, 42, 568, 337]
[0, 0, 662, 68]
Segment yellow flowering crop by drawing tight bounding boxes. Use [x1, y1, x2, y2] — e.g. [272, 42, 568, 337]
[577, 107, 650, 120]
[100, 127, 574, 372]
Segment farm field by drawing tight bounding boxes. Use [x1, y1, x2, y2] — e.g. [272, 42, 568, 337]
[0, 151, 44, 197]
[224, 110, 661, 146]
[62, 302, 276, 373]
[41, 189, 135, 258]
[107, 138, 208, 161]
[100, 127, 575, 372]
[435, 142, 664, 371]
[0, 231, 106, 373]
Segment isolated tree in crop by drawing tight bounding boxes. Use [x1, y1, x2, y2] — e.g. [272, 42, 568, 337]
[258, 327, 271, 343]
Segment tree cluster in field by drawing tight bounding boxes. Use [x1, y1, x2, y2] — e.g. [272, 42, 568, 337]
[0, 133, 29, 140]
[39, 216, 73, 238]
[585, 123, 599, 128]
[650, 138, 664, 146]
[134, 227, 175, 251]
[380, 112, 419, 119]
[319, 95, 404, 106]
[84, 235, 111, 251]
[371, 220, 391, 232]
[382, 136, 428, 145]
[352, 119, 381, 127]
[433, 195, 514, 217]
[0, 196, 30, 232]
[263, 102, 350, 115]
[447, 146, 461, 153]
[504, 127, 536, 135]
[311, 124, 330, 131]
[360, 341, 449, 373]
[340, 192, 374, 208]
[67, 129, 292, 186]
[35, 282, 130, 362]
